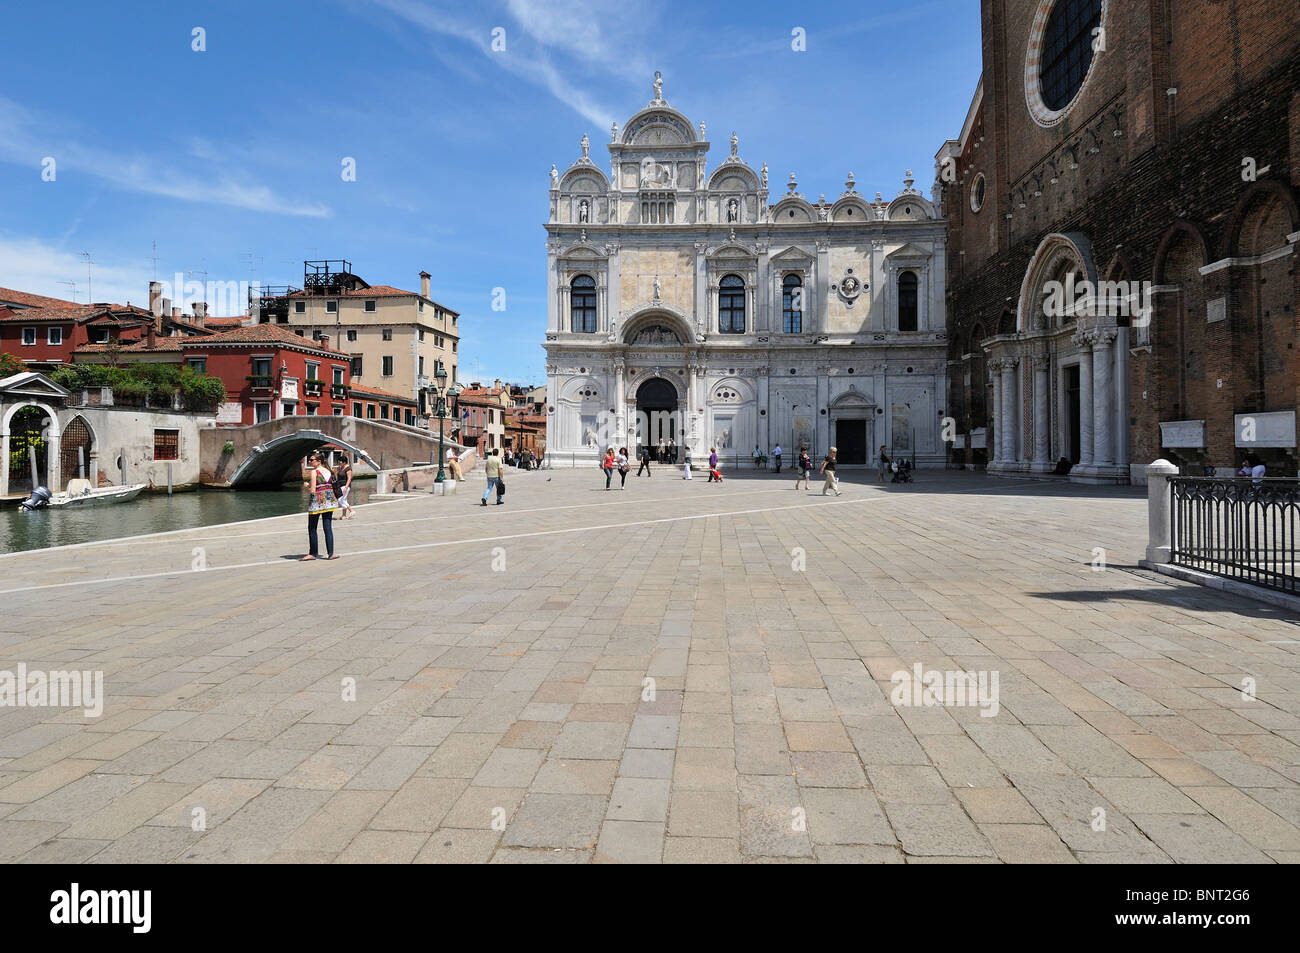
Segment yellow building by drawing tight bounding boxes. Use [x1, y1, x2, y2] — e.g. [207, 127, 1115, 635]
[261, 261, 459, 416]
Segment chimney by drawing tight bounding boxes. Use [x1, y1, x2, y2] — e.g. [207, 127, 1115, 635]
[494, 378, 501, 392]
[146, 323, 156, 349]
[191, 301, 207, 325]
[172, 307, 181, 319]
[149, 281, 162, 316]
[319, 335, 330, 350]
[158, 297, 171, 331]
[419, 270, 431, 300]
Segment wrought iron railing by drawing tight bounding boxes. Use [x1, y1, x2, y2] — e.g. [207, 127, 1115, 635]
[1169, 476, 1300, 594]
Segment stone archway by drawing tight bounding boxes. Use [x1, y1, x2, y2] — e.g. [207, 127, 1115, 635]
[61, 415, 94, 482]
[635, 377, 679, 457]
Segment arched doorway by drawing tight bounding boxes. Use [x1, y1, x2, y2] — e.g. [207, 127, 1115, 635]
[7, 406, 50, 491]
[61, 415, 94, 482]
[635, 378, 678, 457]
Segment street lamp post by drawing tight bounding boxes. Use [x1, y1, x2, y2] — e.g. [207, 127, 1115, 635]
[430, 361, 460, 485]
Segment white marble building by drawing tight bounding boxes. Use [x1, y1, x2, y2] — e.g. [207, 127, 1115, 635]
[543, 76, 948, 468]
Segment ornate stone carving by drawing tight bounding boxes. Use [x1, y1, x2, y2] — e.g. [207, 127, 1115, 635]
[550, 165, 558, 187]
[580, 133, 589, 158]
[761, 162, 768, 188]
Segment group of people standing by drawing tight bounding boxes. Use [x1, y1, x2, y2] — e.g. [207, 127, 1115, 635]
[302, 449, 356, 561]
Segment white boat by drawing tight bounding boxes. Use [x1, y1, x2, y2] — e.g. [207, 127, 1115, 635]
[20, 479, 147, 510]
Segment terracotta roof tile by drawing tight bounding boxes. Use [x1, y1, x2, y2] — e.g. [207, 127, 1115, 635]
[74, 338, 185, 353]
[177, 322, 351, 355]
[0, 287, 80, 309]
[348, 382, 418, 404]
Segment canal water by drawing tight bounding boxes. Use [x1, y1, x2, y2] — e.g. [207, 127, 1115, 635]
[0, 482, 376, 554]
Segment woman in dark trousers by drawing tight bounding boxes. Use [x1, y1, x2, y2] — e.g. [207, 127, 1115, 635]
[302, 451, 339, 560]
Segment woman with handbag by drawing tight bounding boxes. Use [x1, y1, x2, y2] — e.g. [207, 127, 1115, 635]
[302, 451, 340, 560]
[617, 447, 630, 488]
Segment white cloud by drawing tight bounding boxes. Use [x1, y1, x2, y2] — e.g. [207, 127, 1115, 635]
[366, 0, 655, 129]
[0, 98, 330, 218]
[0, 234, 149, 309]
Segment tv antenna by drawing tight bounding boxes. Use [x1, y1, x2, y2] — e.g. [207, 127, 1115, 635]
[58, 280, 77, 304]
[79, 251, 94, 303]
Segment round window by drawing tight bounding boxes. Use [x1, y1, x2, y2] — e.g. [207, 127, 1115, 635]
[970, 173, 986, 213]
[1025, 0, 1104, 127]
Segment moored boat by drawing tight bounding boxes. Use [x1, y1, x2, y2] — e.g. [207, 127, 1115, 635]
[20, 479, 147, 510]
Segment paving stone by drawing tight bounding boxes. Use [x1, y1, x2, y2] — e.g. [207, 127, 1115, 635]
[550, 722, 628, 760]
[415, 828, 501, 863]
[792, 751, 867, 788]
[503, 793, 606, 848]
[668, 790, 739, 838]
[282, 790, 393, 851]
[607, 777, 671, 822]
[595, 820, 665, 863]
[619, 748, 675, 780]
[336, 830, 428, 863]
[884, 803, 994, 857]
[802, 787, 897, 846]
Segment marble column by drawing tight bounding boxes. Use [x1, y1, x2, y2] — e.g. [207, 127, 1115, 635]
[1091, 328, 1116, 466]
[614, 360, 627, 447]
[1032, 354, 1050, 469]
[686, 362, 698, 453]
[1074, 329, 1094, 466]
[0, 431, 9, 497]
[989, 366, 1003, 466]
[1000, 358, 1018, 464]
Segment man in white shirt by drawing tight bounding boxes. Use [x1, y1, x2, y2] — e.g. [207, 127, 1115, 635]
[772, 444, 783, 474]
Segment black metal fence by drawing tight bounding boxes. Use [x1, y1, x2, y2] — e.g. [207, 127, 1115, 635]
[1169, 476, 1300, 594]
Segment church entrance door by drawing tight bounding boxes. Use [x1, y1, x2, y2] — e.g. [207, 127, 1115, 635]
[835, 419, 867, 465]
[635, 378, 678, 457]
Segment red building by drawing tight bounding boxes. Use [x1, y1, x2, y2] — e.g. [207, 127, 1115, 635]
[0, 304, 152, 369]
[179, 325, 352, 425]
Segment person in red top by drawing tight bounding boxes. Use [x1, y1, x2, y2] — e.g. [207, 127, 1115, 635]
[602, 447, 616, 490]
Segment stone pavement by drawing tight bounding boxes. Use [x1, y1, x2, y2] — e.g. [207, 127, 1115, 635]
[0, 467, 1297, 864]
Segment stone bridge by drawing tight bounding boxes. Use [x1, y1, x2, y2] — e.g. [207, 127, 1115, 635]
[201, 415, 465, 487]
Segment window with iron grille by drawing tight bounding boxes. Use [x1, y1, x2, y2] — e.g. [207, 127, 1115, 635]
[571, 275, 597, 333]
[719, 275, 746, 334]
[1040, 0, 1102, 111]
[154, 429, 180, 460]
[782, 274, 803, 334]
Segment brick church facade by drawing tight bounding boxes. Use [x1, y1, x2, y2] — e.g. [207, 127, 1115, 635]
[936, 0, 1300, 482]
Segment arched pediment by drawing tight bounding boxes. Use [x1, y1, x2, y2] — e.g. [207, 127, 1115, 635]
[772, 196, 816, 223]
[708, 241, 757, 261]
[1016, 231, 1099, 332]
[770, 244, 815, 265]
[559, 163, 610, 192]
[621, 107, 697, 145]
[557, 243, 607, 260]
[707, 162, 758, 191]
[621, 306, 695, 345]
[830, 197, 872, 223]
[886, 195, 936, 220]
[830, 388, 875, 408]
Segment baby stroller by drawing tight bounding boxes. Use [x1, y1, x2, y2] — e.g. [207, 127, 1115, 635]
[890, 458, 914, 483]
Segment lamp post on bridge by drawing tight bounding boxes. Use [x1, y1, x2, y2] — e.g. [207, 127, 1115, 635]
[430, 361, 461, 484]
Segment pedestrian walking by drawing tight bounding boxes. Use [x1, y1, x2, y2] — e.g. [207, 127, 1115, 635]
[820, 446, 842, 496]
[753, 444, 763, 469]
[668, 439, 678, 465]
[795, 447, 811, 490]
[682, 449, 692, 480]
[706, 447, 720, 483]
[637, 445, 652, 476]
[877, 445, 890, 483]
[602, 447, 616, 490]
[481, 448, 504, 505]
[302, 450, 339, 560]
[658, 438, 666, 463]
[333, 450, 355, 519]
[773, 443, 783, 474]
[617, 447, 630, 488]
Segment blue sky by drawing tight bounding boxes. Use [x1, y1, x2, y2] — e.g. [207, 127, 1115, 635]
[1, 0, 980, 385]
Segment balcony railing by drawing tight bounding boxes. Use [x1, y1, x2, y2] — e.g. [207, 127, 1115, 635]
[303, 379, 323, 398]
[247, 375, 273, 390]
[1169, 476, 1300, 595]
[331, 384, 350, 399]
